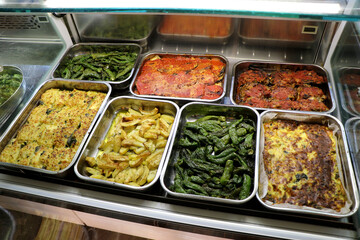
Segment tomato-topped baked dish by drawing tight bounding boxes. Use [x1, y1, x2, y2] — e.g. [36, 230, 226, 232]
[233, 62, 332, 112]
[133, 54, 226, 100]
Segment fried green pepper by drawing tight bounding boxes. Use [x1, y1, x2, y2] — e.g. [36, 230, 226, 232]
[220, 160, 234, 186]
[239, 174, 252, 200]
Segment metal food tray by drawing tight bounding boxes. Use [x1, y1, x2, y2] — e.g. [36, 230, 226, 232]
[130, 52, 228, 105]
[157, 18, 235, 45]
[75, 96, 179, 191]
[0, 79, 111, 178]
[160, 102, 260, 204]
[336, 67, 360, 117]
[257, 110, 359, 218]
[0, 66, 26, 129]
[80, 15, 158, 49]
[345, 117, 360, 192]
[51, 43, 141, 90]
[238, 19, 320, 49]
[230, 61, 335, 114]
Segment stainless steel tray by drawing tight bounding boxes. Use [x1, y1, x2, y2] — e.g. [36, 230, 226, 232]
[51, 43, 141, 90]
[157, 16, 234, 45]
[0, 66, 26, 129]
[257, 110, 359, 218]
[75, 96, 179, 191]
[230, 61, 335, 114]
[79, 15, 158, 50]
[0, 79, 111, 177]
[160, 102, 260, 204]
[238, 19, 321, 49]
[345, 117, 360, 184]
[336, 67, 360, 117]
[130, 52, 228, 105]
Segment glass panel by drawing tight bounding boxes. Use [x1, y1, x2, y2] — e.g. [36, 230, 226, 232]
[1, 0, 360, 22]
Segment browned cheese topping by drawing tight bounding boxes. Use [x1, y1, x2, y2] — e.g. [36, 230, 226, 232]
[263, 120, 347, 212]
[0, 88, 106, 171]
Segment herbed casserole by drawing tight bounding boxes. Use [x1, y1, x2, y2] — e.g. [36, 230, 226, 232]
[262, 119, 347, 212]
[0, 88, 106, 171]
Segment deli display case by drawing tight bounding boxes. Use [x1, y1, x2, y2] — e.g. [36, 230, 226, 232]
[1, 1, 360, 239]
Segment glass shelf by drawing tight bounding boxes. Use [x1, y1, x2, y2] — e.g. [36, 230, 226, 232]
[1, 0, 360, 21]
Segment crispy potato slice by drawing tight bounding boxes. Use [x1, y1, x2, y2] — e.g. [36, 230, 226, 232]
[97, 153, 118, 170]
[121, 138, 144, 148]
[121, 119, 141, 127]
[161, 114, 175, 124]
[86, 167, 102, 176]
[137, 165, 149, 186]
[129, 150, 151, 167]
[147, 169, 157, 183]
[85, 157, 97, 167]
[119, 147, 129, 155]
[90, 174, 106, 180]
[139, 107, 158, 116]
[144, 140, 156, 153]
[103, 152, 129, 162]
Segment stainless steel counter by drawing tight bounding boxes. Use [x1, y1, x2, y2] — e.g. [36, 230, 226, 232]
[0, 14, 359, 239]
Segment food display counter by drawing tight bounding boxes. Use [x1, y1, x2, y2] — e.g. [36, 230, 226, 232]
[1, 1, 360, 239]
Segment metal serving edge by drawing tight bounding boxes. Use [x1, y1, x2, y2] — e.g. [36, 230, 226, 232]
[0, 79, 112, 178]
[160, 102, 260, 205]
[50, 42, 142, 90]
[74, 96, 180, 191]
[230, 60, 336, 115]
[129, 52, 229, 105]
[256, 110, 359, 218]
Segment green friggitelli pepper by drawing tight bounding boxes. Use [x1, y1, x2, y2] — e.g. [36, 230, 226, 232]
[173, 179, 187, 194]
[229, 119, 243, 145]
[190, 175, 205, 184]
[243, 133, 254, 149]
[183, 177, 208, 195]
[195, 115, 226, 123]
[236, 128, 247, 137]
[178, 137, 198, 148]
[207, 152, 240, 165]
[183, 129, 200, 142]
[220, 160, 234, 186]
[62, 67, 71, 79]
[239, 174, 251, 200]
[198, 121, 223, 132]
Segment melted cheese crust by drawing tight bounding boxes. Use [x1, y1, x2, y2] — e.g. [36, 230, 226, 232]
[263, 120, 347, 212]
[0, 88, 106, 171]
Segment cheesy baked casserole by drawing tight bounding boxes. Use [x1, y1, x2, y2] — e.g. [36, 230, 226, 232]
[262, 120, 347, 212]
[0, 88, 106, 171]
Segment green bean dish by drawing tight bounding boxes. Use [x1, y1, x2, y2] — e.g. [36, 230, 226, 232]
[0, 71, 22, 106]
[55, 45, 139, 82]
[170, 115, 256, 200]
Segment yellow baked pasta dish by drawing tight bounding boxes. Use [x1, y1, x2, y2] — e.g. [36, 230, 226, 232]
[85, 106, 174, 187]
[262, 120, 347, 212]
[0, 88, 106, 171]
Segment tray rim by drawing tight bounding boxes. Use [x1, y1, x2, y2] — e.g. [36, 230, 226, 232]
[156, 17, 235, 45]
[130, 52, 229, 104]
[0, 79, 112, 176]
[256, 109, 360, 218]
[160, 101, 260, 205]
[50, 42, 142, 89]
[74, 95, 180, 191]
[229, 60, 336, 115]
